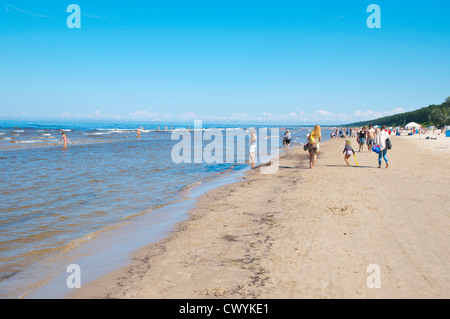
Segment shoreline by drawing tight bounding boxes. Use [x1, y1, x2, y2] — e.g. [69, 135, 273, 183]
[5, 163, 249, 299]
[68, 134, 449, 299]
[64, 147, 293, 299]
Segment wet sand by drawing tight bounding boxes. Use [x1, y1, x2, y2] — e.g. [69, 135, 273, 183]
[69, 133, 450, 299]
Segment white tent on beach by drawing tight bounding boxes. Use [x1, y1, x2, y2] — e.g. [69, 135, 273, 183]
[405, 122, 421, 129]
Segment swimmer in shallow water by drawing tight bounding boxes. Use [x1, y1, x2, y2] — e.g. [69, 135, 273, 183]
[60, 132, 68, 149]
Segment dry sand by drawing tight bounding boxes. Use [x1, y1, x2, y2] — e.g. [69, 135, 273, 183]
[69, 133, 450, 299]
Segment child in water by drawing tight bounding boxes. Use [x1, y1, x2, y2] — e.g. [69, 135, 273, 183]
[343, 140, 355, 167]
[60, 132, 68, 149]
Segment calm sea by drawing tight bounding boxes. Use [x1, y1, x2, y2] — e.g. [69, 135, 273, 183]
[0, 120, 331, 298]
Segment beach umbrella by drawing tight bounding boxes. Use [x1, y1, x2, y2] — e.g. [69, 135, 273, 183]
[405, 122, 421, 129]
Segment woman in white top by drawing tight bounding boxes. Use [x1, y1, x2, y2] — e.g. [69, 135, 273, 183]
[284, 129, 292, 150]
[376, 125, 390, 168]
[249, 129, 257, 168]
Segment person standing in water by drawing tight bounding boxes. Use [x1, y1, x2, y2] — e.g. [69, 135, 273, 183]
[249, 129, 257, 169]
[284, 129, 292, 150]
[307, 125, 321, 169]
[60, 132, 68, 149]
[137, 127, 141, 138]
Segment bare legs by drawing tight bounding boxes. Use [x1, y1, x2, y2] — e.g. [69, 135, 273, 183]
[345, 154, 351, 166]
[249, 151, 255, 168]
[309, 153, 317, 169]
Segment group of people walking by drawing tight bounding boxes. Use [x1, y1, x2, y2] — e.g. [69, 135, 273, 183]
[305, 124, 391, 169]
[356, 124, 377, 152]
[356, 124, 390, 168]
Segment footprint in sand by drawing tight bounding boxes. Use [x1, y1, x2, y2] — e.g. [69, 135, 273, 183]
[329, 206, 354, 216]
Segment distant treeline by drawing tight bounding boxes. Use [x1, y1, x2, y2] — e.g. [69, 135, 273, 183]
[345, 97, 450, 128]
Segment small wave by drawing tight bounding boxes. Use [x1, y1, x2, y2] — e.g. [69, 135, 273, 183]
[179, 181, 202, 192]
[114, 130, 136, 134]
[41, 134, 51, 136]
[59, 233, 97, 253]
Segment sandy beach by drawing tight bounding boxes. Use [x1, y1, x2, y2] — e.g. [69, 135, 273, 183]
[69, 133, 450, 299]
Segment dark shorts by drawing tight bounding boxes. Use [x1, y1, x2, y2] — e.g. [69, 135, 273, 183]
[367, 138, 376, 146]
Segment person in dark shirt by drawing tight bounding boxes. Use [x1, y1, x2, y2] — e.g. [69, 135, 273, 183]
[358, 127, 366, 152]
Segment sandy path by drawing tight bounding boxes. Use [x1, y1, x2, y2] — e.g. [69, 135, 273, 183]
[69, 134, 450, 299]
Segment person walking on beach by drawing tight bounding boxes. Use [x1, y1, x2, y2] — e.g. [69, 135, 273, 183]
[343, 140, 355, 167]
[357, 127, 366, 152]
[249, 129, 257, 169]
[307, 125, 321, 169]
[376, 125, 389, 168]
[366, 124, 376, 151]
[283, 129, 292, 150]
[60, 132, 68, 149]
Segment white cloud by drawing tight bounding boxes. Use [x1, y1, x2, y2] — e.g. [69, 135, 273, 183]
[385, 107, 406, 116]
[3, 107, 407, 124]
[315, 110, 333, 117]
[353, 107, 406, 121]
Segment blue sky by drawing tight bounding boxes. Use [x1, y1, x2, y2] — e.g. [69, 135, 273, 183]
[1, 1, 449, 124]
